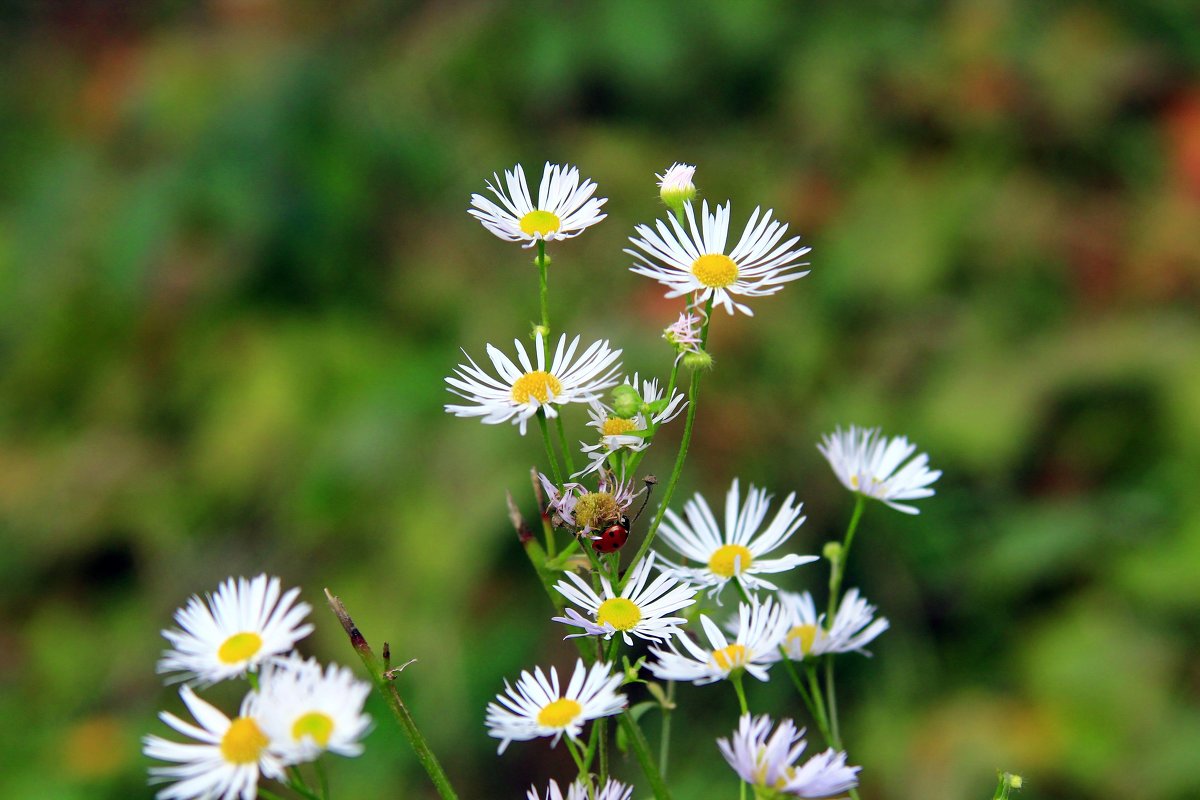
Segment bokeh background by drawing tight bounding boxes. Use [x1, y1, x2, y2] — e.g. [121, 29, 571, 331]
[3, 1, 1200, 798]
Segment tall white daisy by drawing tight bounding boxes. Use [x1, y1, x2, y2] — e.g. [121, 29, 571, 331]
[157, 575, 313, 686]
[718, 713, 860, 798]
[445, 332, 622, 436]
[251, 654, 372, 764]
[576, 374, 687, 477]
[469, 163, 607, 247]
[818, 425, 941, 514]
[552, 552, 698, 645]
[143, 685, 285, 800]
[768, 589, 889, 663]
[656, 478, 817, 597]
[528, 778, 634, 800]
[646, 598, 789, 685]
[485, 659, 626, 753]
[627, 200, 810, 316]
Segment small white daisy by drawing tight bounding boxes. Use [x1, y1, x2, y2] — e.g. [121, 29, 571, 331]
[818, 425, 941, 514]
[576, 374, 687, 477]
[539, 470, 643, 535]
[445, 332, 622, 436]
[627, 200, 810, 316]
[157, 575, 314, 686]
[646, 598, 789, 685]
[528, 778, 633, 800]
[718, 713, 860, 798]
[485, 658, 626, 754]
[469, 162, 607, 247]
[552, 552, 698, 645]
[657, 162, 697, 210]
[656, 478, 817, 597]
[143, 685, 286, 800]
[251, 654, 372, 764]
[768, 589, 889, 663]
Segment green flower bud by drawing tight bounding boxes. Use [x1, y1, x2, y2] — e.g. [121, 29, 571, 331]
[681, 350, 714, 372]
[611, 384, 642, 418]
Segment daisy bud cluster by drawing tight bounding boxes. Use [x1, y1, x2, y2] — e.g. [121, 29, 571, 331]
[144, 575, 370, 800]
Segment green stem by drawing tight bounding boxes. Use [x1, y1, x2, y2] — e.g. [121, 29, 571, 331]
[537, 411, 564, 488]
[315, 760, 329, 800]
[323, 591, 460, 800]
[731, 673, 749, 715]
[780, 655, 834, 746]
[554, 413, 577, 476]
[258, 788, 288, 800]
[286, 767, 324, 800]
[659, 680, 675, 779]
[564, 735, 589, 782]
[618, 711, 674, 800]
[625, 353, 681, 477]
[825, 656, 842, 749]
[805, 663, 836, 750]
[827, 495, 866, 619]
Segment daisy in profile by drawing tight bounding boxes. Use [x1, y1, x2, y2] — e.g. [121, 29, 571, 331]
[646, 598, 789, 685]
[576, 374, 687, 476]
[718, 713, 860, 798]
[144, 685, 285, 800]
[251, 654, 372, 764]
[539, 470, 643, 535]
[157, 575, 313, 686]
[627, 200, 810, 316]
[485, 659, 626, 754]
[656, 478, 817, 597]
[445, 332, 622, 436]
[528, 778, 633, 800]
[552, 552, 698, 645]
[469, 163, 607, 247]
[768, 589, 889, 663]
[818, 425, 941, 514]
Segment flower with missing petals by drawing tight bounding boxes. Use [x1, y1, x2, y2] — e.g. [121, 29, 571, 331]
[628, 200, 810, 315]
[768, 589, 889, 663]
[818, 426, 940, 514]
[718, 713, 860, 798]
[445, 332, 622, 436]
[576, 374, 686, 477]
[469, 163, 607, 247]
[157, 575, 313, 686]
[486, 659, 626, 753]
[539, 470, 643, 535]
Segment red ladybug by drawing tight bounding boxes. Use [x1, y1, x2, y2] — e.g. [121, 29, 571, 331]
[592, 515, 630, 553]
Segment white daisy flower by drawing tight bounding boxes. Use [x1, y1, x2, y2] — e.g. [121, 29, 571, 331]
[646, 597, 789, 685]
[552, 552, 698, 645]
[469, 162, 607, 247]
[657, 162, 697, 210]
[251, 654, 372, 764]
[485, 658, 627, 754]
[539, 470, 643, 535]
[157, 575, 313, 686]
[768, 589, 889, 663]
[445, 332, 622, 436]
[143, 685, 286, 800]
[656, 478, 817, 597]
[818, 425, 941, 514]
[627, 200, 810, 316]
[576, 374, 687, 477]
[718, 713, 860, 798]
[528, 778, 633, 800]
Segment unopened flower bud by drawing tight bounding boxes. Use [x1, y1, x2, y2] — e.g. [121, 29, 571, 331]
[681, 350, 714, 372]
[531, 324, 550, 340]
[657, 163, 697, 214]
[611, 384, 642, 418]
[823, 541, 843, 563]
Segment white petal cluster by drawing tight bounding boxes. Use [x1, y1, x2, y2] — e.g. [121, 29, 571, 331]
[718, 713, 860, 798]
[818, 425, 941, 514]
[469, 163, 607, 247]
[769, 589, 889, 663]
[646, 598, 790, 685]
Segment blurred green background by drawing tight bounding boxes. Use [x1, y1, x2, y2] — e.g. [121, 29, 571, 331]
[2, 1, 1199, 798]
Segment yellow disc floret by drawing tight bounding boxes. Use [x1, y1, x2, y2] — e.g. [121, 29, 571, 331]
[573, 491, 619, 530]
[537, 698, 582, 728]
[520, 210, 561, 237]
[217, 632, 263, 665]
[596, 598, 642, 631]
[786, 624, 819, 656]
[511, 371, 563, 405]
[220, 717, 269, 765]
[708, 544, 753, 578]
[711, 644, 748, 673]
[691, 254, 739, 288]
[292, 712, 335, 747]
[601, 417, 638, 437]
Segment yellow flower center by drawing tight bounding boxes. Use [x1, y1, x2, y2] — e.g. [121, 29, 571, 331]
[601, 417, 638, 437]
[596, 598, 642, 631]
[691, 254, 739, 288]
[292, 712, 335, 747]
[786, 624, 818, 656]
[511, 371, 563, 405]
[711, 644, 748, 673]
[536, 698, 582, 728]
[220, 717, 269, 765]
[217, 632, 263, 665]
[708, 544, 753, 578]
[520, 210, 561, 237]
[573, 491, 618, 530]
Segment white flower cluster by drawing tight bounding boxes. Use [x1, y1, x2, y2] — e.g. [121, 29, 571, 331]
[145, 575, 371, 800]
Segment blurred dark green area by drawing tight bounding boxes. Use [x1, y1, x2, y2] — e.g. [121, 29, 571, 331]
[2, 1, 1199, 798]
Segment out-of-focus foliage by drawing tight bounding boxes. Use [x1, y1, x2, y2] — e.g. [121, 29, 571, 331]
[1, 1, 1198, 798]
